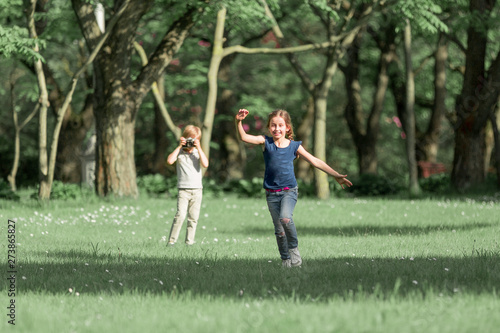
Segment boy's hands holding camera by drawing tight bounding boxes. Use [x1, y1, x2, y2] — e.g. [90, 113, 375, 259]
[180, 136, 200, 148]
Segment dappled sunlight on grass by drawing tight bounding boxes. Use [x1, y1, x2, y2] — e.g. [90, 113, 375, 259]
[1, 196, 499, 332]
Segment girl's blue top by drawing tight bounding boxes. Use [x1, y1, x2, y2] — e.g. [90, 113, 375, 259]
[263, 136, 302, 190]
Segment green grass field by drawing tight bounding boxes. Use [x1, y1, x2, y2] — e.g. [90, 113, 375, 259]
[1, 194, 499, 332]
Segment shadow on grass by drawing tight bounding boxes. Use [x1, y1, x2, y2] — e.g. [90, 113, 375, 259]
[240, 222, 493, 237]
[9, 247, 499, 301]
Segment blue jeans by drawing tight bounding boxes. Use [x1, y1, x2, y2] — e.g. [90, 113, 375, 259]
[265, 187, 298, 260]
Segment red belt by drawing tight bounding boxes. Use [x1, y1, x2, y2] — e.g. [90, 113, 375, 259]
[266, 187, 290, 193]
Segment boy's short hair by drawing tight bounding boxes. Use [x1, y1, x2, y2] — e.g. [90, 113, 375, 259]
[182, 125, 201, 139]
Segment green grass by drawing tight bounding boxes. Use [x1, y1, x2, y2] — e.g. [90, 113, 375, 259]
[1, 195, 499, 332]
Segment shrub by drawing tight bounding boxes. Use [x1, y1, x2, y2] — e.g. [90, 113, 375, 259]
[0, 179, 20, 201]
[223, 178, 265, 198]
[419, 174, 450, 193]
[50, 181, 95, 200]
[137, 174, 177, 197]
[346, 173, 403, 196]
[28, 181, 94, 200]
[203, 179, 224, 198]
[296, 179, 316, 197]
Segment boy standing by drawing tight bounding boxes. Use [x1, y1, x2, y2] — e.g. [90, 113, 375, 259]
[166, 125, 209, 245]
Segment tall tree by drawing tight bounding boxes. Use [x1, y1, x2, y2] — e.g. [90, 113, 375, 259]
[7, 68, 39, 191]
[451, 0, 500, 190]
[27, 0, 130, 199]
[402, 18, 421, 195]
[72, 0, 207, 197]
[342, 20, 397, 175]
[26, 0, 51, 199]
[273, 1, 376, 198]
[199, 2, 373, 196]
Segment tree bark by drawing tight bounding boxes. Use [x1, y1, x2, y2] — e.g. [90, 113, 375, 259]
[151, 78, 169, 175]
[403, 19, 420, 196]
[451, 0, 500, 190]
[295, 97, 315, 181]
[56, 93, 94, 183]
[7, 69, 39, 191]
[26, 0, 51, 200]
[313, 54, 338, 199]
[344, 24, 396, 175]
[201, 7, 226, 164]
[489, 104, 500, 187]
[416, 34, 448, 162]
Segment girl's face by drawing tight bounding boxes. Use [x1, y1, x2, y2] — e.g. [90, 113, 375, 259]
[268, 116, 289, 140]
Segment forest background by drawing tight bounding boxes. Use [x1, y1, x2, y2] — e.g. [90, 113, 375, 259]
[1, 0, 499, 201]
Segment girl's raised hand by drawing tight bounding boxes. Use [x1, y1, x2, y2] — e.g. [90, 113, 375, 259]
[335, 175, 353, 189]
[236, 108, 249, 120]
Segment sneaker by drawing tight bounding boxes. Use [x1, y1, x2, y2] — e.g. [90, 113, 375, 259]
[289, 248, 302, 267]
[282, 259, 292, 268]
[167, 242, 175, 246]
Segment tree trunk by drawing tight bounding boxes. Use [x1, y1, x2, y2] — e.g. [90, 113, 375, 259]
[451, 0, 500, 190]
[26, 0, 51, 200]
[489, 105, 500, 188]
[219, 87, 242, 181]
[313, 91, 331, 199]
[452, 129, 486, 189]
[7, 69, 38, 191]
[56, 94, 94, 183]
[95, 102, 138, 197]
[416, 33, 448, 162]
[358, 139, 378, 174]
[296, 97, 314, 181]
[312, 39, 343, 199]
[343, 35, 379, 175]
[344, 26, 395, 175]
[201, 7, 226, 164]
[151, 78, 169, 174]
[8, 107, 21, 192]
[484, 120, 494, 175]
[403, 19, 420, 196]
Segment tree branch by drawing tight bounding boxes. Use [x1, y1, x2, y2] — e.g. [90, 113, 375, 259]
[133, 41, 181, 139]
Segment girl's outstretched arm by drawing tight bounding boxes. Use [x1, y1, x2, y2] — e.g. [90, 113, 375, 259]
[235, 109, 265, 145]
[297, 145, 353, 189]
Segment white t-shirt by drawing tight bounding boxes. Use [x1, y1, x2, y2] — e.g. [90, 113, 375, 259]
[176, 149, 203, 189]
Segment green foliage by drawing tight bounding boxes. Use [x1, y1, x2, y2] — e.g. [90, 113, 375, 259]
[48, 181, 94, 200]
[392, 0, 449, 34]
[0, 0, 47, 61]
[419, 174, 450, 193]
[346, 173, 403, 196]
[27, 181, 95, 201]
[238, 94, 273, 118]
[296, 179, 316, 197]
[307, 0, 340, 21]
[222, 0, 273, 37]
[0, 25, 45, 61]
[137, 174, 178, 197]
[223, 177, 265, 197]
[0, 179, 20, 201]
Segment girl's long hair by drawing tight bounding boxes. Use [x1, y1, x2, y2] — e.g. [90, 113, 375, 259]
[267, 109, 295, 140]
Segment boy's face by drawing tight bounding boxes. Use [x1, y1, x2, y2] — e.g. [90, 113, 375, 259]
[268, 116, 289, 139]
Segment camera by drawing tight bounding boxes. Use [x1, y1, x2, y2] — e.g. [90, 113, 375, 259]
[183, 138, 195, 148]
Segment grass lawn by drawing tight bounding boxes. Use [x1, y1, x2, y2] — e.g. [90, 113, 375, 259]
[1, 194, 499, 332]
